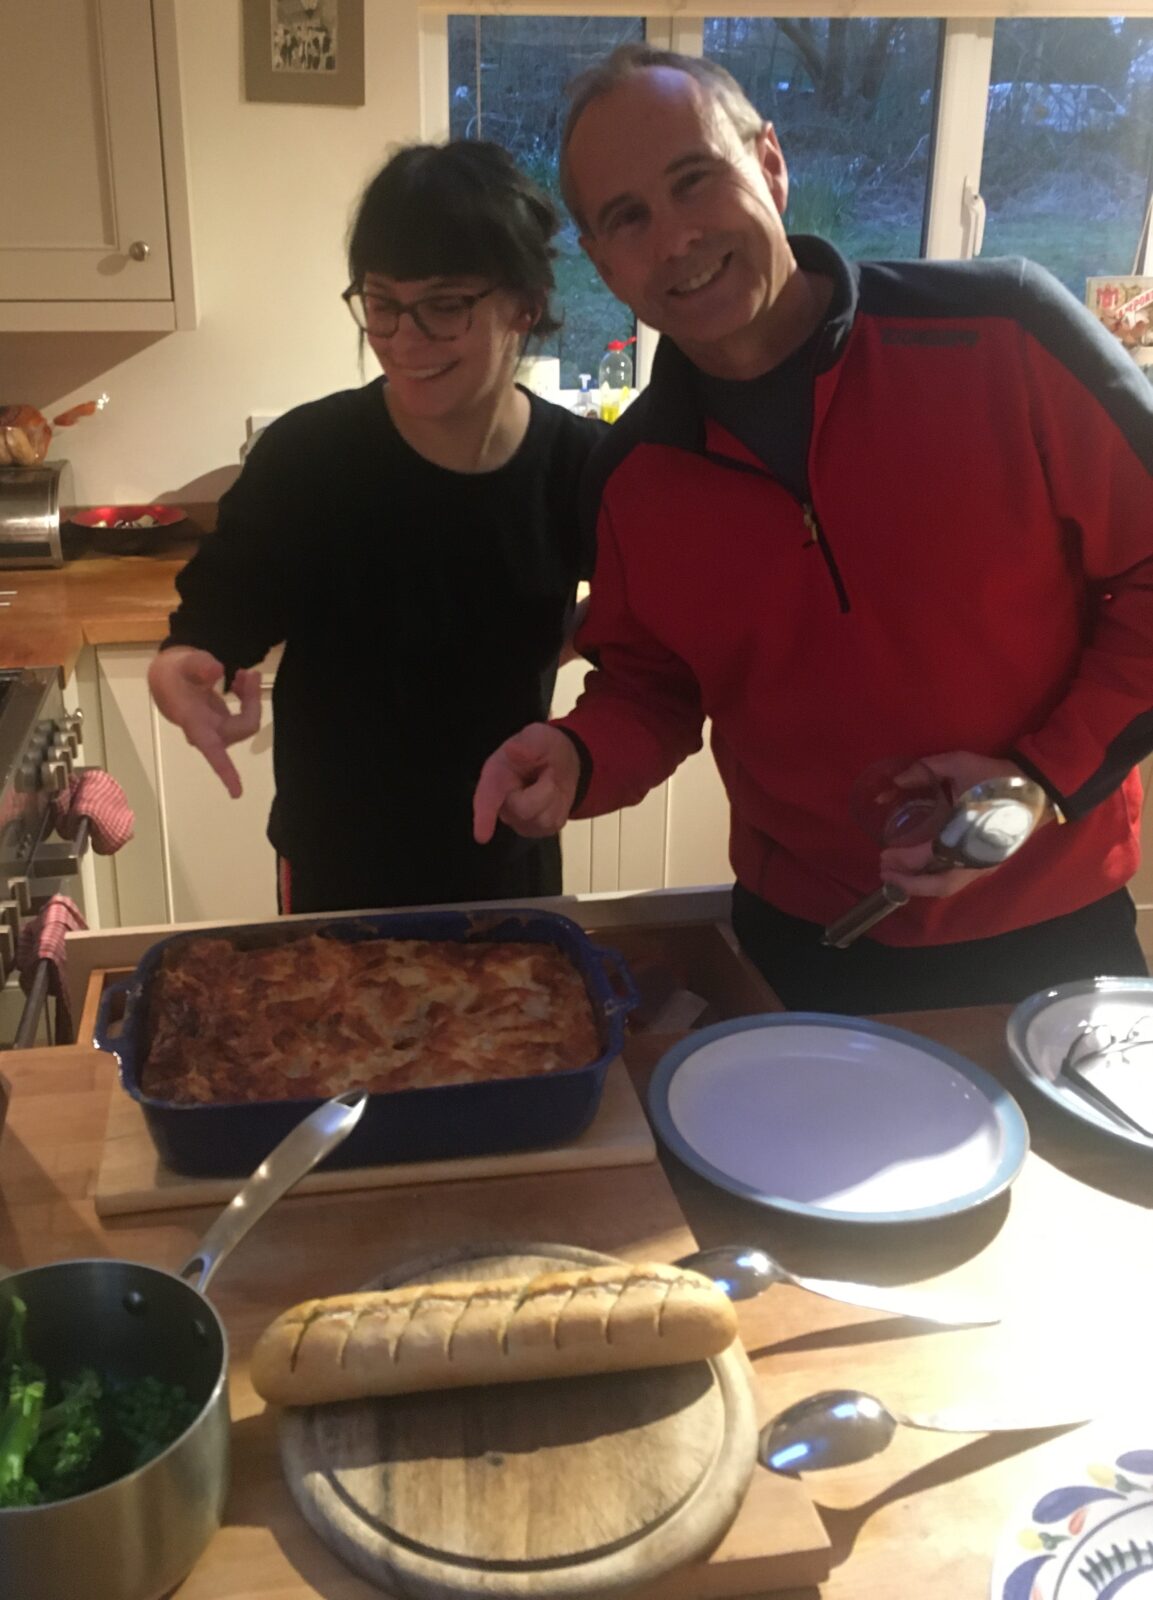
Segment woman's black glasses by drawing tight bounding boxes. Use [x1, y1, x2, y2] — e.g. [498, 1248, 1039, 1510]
[341, 284, 497, 340]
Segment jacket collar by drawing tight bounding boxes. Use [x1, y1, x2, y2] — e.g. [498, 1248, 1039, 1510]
[637, 234, 858, 452]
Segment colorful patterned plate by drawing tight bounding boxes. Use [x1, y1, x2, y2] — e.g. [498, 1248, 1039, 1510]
[990, 1442, 1153, 1599]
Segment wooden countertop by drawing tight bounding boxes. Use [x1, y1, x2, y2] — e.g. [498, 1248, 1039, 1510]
[3, 1002, 1153, 1598]
[0, 502, 216, 675]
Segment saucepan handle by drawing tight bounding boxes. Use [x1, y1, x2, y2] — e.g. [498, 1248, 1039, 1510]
[179, 1090, 368, 1295]
[591, 942, 640, 1018]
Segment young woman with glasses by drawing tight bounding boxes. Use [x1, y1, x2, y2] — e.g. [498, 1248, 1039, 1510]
[149, 141, 604, 914]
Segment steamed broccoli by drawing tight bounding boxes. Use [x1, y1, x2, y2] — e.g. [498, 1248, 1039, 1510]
[0, 1297, 45, 1506]
[28, 1369, 104, 1495]
[0, 1297, 200, 1506]
[111, 1375, 199, 1469]
[2, 1298, 44, 1394]
[0, 1364, 45, 1508]
[0, 1474, 42, 1509]
[2, 1296, 24, 1373]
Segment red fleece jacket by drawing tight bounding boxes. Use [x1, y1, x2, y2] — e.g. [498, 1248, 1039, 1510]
[556, 244, 1153, 946]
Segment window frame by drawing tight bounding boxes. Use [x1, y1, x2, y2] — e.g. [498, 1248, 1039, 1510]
[421, 6, 1153, 365]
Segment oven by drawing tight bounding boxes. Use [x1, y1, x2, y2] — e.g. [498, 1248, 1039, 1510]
[0, 666, 89, 1051]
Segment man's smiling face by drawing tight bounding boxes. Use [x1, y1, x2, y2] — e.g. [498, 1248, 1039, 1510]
[569, 67, 796, 375]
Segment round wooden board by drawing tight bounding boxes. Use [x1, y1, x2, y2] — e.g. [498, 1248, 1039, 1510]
[279, 1242, 757, 1599]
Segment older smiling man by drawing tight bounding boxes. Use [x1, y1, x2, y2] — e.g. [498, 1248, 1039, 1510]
[474, 44, 1153, 1015]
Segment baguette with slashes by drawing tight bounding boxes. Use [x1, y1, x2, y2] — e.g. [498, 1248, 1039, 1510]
[250, 1262, 738, 1404]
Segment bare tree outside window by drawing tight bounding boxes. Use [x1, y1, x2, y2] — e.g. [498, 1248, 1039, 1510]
[704, 18, 941, 261]
[272, 0, 338, 75]
[449, 16, 643, 387]
[980, 19, 1153, 293]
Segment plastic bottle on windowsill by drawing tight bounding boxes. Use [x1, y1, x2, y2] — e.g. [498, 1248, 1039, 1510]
[598, 338, 635, 423]
[572, 374, 598, 418]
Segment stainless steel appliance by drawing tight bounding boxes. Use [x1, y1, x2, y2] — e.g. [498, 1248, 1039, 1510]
[0, 461, 71, 568]
[0, 667, 88, 1047]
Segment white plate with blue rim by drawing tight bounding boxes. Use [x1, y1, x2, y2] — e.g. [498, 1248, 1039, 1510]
[990, 1435, 1153, 1599]
[647, 1013, 1029, 1224]
[1006, 978, 1153, 1153]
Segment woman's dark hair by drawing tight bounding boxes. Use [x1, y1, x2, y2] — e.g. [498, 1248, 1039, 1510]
[348, 140, 562, 339]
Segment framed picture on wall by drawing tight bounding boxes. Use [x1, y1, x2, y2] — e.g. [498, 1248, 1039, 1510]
[243, 0, 365, 107]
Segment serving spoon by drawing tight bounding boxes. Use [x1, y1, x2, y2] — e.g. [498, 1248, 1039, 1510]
[676, 1244, 999, 1328]
[759, 1389, 1091, 1473]
[823, 774, 1049, 949]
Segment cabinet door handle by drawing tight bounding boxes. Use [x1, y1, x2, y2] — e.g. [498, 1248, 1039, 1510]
[128, 240, 151, 262]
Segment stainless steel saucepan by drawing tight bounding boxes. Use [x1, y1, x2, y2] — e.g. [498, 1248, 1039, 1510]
[0, 1090, 366, 1600]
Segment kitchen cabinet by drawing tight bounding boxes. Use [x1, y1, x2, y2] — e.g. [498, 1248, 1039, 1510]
[0, 0, 196, 332]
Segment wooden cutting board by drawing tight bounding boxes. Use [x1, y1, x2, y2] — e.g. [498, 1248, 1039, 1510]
[279, 1242, 763, 1600]
[91, 1061, 655, 1217]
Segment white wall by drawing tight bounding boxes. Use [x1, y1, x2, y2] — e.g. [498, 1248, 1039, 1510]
[0, 0, 426, 506]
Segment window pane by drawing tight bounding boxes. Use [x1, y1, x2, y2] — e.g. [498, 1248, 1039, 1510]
[449, 16, 642, 387]
[704, 19, 941, 259]
[981, 20, 1153, 295]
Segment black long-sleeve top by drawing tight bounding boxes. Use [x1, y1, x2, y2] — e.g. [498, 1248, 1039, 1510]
[165, 380, 604, 911]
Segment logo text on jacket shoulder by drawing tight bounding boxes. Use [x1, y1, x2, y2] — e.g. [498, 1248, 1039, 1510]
[880, 327, 980, 346]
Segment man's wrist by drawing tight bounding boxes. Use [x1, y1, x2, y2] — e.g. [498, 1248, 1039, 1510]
[1007, 748, 1067, 824]
[554, 724, 593, 810]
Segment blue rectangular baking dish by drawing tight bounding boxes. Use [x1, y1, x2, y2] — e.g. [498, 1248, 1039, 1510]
[94, 907, 637, 1178]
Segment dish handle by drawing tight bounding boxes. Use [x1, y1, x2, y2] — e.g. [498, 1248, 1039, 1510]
[94, 975, 136, 1054]
[590, 943, 640, 1019]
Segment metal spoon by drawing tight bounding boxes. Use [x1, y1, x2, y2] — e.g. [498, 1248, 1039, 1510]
[676, 1245, 998, 1327]
[759, 1388, 1091, 1473]
[823, 774, 1049, 949]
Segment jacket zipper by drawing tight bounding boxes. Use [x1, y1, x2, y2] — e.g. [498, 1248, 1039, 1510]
[800, 500, 850, 614]
[703, 446, 851, 616]
[697, 340, 850, 614]
[800, 333, 851, 614]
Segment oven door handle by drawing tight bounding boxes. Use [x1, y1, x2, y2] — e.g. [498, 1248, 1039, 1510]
[71, 813, 91, 863]
[9, 820, 91, 1048]
[13, 959, 54, 1050]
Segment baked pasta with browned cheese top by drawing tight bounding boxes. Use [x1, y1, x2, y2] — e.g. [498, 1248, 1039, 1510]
[142, 934, 601, 1104]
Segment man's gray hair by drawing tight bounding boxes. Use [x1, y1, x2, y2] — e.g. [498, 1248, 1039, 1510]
[560, 44, 765, 231]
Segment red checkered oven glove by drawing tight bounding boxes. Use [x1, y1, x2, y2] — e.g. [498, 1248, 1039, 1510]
[16, 894, 88, 1043]
[51, 768, 134, 854]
